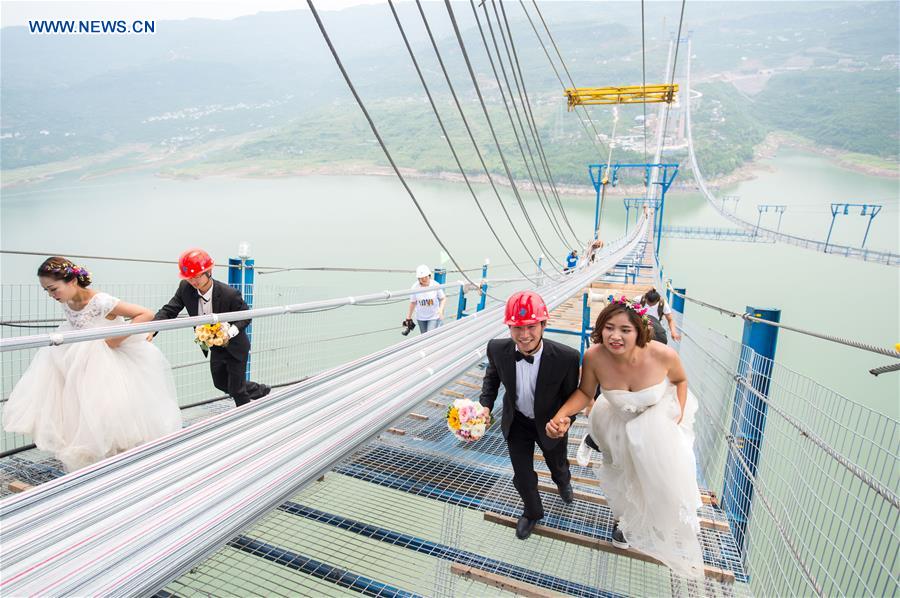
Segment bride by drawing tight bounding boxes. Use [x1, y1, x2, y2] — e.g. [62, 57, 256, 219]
[3, 257, 182, 472]
[546, 296, 704, 578]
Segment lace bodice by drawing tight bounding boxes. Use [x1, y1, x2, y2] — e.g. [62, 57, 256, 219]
[600, 379, 670, 415]
[62, 293, 121, 329]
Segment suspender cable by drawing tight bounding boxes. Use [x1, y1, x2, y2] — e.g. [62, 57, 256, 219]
[526, 0, 607, 152]
[468, 0, 573, 250]
[658, 0, 688, 159]
[413, 0, 561, 280]
[386, 0, 538, 285]
[490, 0, 585, 247]
[518, 0, 606, 158]
[641, 0, 649, 163]
[441, 0, 566, 274]
[303, 0, 477, 291]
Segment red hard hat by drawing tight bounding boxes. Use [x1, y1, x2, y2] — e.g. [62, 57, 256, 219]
[178, 248, 214, 279]
[504, 291, 549, 326]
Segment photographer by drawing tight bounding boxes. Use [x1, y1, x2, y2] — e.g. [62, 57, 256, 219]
[404, 264, 446, 335]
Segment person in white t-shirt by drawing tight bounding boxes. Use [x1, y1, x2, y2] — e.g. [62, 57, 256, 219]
[634, 288, 680, 342]
[405, 264, 446, 334]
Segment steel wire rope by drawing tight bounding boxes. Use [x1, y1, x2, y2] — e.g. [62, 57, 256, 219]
[667, 286, 900, 360]
[386, 0, 539, 286]
[481, 0, 575, 250]
[489, 0, 585, 248]
[0, 249, 501, 276]
[518, 0, 627, 243]
[412, 0, 561, 280]
[525, 0, 608, 154]
[467, 0, 572, 250]
[657, 0, 688, 164]
[304, 0, 484, 299]
[441, 0, 566, 276]
[641, 0, 648, 163]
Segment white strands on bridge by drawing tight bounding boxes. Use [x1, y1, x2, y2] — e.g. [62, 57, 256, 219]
[0, 218, 650, 595]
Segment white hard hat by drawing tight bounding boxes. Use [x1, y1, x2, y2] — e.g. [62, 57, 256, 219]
[415, 264, 432, 278]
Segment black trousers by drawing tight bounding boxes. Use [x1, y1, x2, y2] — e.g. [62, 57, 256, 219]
[507, 409, 571, 520]
[210, 354, 266, 407]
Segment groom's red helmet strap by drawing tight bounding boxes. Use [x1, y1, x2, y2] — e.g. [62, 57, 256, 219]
[504, 291, 549, 326]
[178, 249, 215, 279]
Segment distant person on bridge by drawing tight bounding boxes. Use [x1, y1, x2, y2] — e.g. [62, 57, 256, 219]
[4, 257, 182, 471]
[564, 249, 579, 271]
[635, 288, 680, 342]
[479, 291, 581, 540]
[588, 238, 604, 263]
[546, 297, 704, 578]
[153, 248, 270, 408]
[404, 265, 446, 334]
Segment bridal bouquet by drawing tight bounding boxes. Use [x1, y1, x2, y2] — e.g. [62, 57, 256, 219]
[447, 398, 492, 442]
[194, 323, 230, 350]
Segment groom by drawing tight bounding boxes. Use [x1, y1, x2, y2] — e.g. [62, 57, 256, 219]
[154, 248, 270, 407]
[479, 291, 581, 539]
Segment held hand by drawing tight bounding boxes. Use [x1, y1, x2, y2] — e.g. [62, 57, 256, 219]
[145, 333, 155, 342]
[545, 415, 571, 439]
[676, 407, 684, 425]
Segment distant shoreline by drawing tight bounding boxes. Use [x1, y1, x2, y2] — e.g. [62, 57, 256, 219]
[1, 133, 896, 192]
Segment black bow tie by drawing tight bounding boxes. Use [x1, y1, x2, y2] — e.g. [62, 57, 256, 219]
[515, 353, 534, 364]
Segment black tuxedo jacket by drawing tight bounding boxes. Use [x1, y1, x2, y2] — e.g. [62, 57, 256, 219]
[479, 337, 580, 448]
[154, 279, 251, 361]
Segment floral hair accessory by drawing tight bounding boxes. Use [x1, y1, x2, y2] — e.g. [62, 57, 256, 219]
[607, 294, 650, 324]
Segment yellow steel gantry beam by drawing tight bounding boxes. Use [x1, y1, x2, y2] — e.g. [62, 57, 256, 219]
[565, 84, 678, 109]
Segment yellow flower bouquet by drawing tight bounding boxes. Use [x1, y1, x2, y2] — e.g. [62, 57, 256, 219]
[194, 322, 230, 351]
[446, 398, 492, 442]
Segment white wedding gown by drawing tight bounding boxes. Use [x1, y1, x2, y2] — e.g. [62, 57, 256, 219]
[581, 379, 704, 578]
[4, 293, 182, 472]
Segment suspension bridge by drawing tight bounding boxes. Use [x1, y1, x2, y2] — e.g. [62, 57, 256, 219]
[0, 1, 897, 597]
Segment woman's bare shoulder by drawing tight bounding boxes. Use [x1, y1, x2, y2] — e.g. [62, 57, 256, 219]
[647, 340, 678, 363]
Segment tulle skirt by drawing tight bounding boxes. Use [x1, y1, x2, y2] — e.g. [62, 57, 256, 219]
[583, 384, 704, 578]
[4, 334, 182, 472]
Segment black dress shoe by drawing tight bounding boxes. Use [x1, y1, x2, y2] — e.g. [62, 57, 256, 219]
[558, 483, 574, 504]
[259, 384, 271, 398]
[611, 523, 630, 549]
[515, 516, 539, 540]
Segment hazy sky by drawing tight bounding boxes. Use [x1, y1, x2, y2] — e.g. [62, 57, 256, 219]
[0, 0, 386, 27]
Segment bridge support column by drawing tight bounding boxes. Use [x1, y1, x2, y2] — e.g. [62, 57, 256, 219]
[722, 307, 780, 561]
[229, 245, 254, 381]
[477, 260, 489, 312]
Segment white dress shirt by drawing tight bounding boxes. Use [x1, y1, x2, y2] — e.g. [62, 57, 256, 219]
[198, 285, 213, 316]
[514, 341, 544, 419]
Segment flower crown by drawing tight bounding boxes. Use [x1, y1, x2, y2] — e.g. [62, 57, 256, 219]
[607, 294, 650, 324]
[42, 261, 90, 279]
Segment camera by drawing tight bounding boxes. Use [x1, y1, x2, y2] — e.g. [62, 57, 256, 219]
[401, 318, 416, 336]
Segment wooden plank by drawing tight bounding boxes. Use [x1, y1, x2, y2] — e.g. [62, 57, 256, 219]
[386, 428, 406, 436]
[535, 483, 729, 531]
[534, 468, 716, 505]
[449, 564, 559, 597]
[464, 371, 483, 379]
[455, 379, 481, 390]
[533, 453, 594, 468]
[8, 480, 33, 493]
[482, 513, 735, 583]
[427, 399, 444, 408]
[408, 413, 429, 421]
[537, 483, 605, 506]
[441, 389, 465, 399]
[537, 470, 599, 487]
